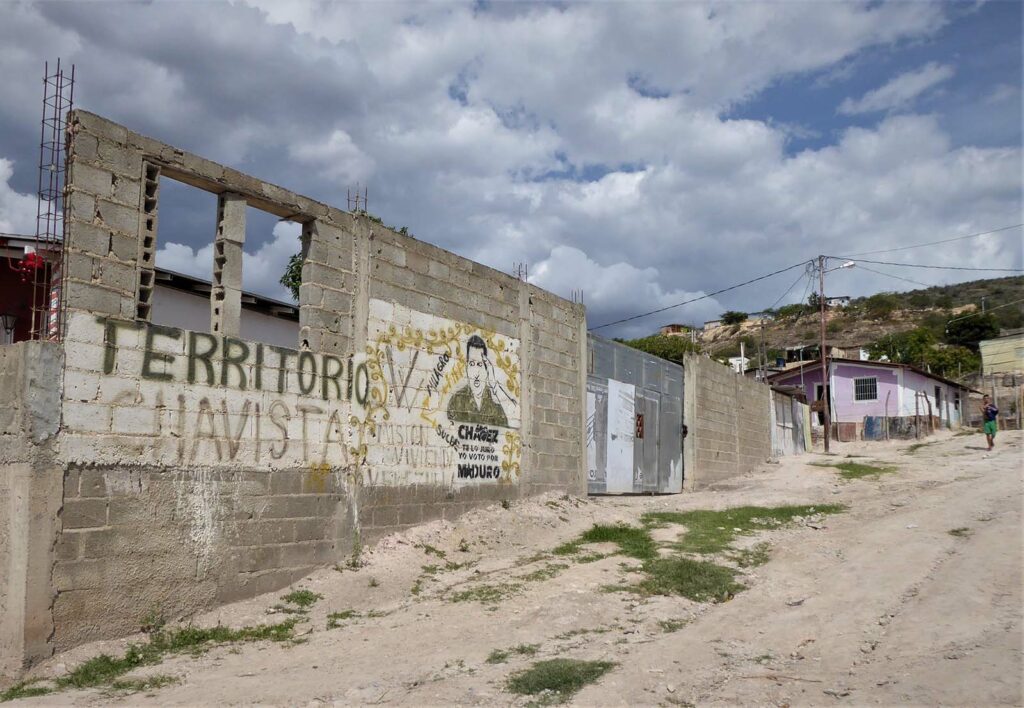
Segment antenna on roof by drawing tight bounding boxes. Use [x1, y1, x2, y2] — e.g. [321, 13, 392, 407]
[31, 58, 75, 341]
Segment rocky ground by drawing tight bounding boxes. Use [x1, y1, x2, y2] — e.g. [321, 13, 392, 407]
[9, 429, 1023, 707]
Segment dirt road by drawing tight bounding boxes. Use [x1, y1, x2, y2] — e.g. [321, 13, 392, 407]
[13, 430, 1023, 706]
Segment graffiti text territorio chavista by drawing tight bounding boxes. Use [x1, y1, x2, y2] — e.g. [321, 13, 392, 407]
[98, 316, 372, 403]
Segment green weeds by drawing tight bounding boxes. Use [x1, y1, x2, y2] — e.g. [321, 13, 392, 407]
[948, 527, 972, 538]
[812, 461, 896, 480]
[554, 523, 657, 560]
[449, 583, 523, 604]
[643, 504, 845, 555]
[486, 644, 540, 664]
[657, 618, 689, 633]
[506, 659, 616, 705]
[731, 541, 772, 568]
[636, 556, 744, 602]
[0, 620, 298, 702]
[520, 563, 569, 582]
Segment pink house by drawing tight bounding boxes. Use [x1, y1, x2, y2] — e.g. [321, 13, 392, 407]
[767, 358, 975, 440]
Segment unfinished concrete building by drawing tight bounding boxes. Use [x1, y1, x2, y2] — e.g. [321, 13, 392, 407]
[1, 111, 586, 678]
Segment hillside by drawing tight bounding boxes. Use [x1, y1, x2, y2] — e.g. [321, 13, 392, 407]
[688, 275, 1024, 360]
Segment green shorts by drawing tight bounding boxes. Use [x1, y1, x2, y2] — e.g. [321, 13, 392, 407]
[984, 420, 998, 436]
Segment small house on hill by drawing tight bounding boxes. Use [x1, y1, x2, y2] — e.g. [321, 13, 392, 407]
[766, 357, 975, 441]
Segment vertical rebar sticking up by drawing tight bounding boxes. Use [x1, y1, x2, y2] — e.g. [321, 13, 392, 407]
[32, 59, 75, 340]
[347, 184, 368, 213]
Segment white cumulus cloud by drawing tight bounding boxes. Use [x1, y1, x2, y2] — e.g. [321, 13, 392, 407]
[838, 61, 955, 115]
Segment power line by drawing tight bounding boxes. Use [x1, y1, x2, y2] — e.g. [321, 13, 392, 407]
[851, 263, 934, 289]
[945, 297, 1024, 326]
[588, 259, 813, 331]
[840, 223, 1023, 257]
[830, 256, 1024, 273]
[768, 263, 815, 311]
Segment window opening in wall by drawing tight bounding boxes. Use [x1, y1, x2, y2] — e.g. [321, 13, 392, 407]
[239, 205, 302, 349]
[854, 376, 877, 401]
[147, 176, 218, 334]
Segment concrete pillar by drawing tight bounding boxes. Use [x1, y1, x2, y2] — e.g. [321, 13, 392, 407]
[517, 285, 532, 499]
[0, 342, 64, 680]
[211, 193, 246, 337]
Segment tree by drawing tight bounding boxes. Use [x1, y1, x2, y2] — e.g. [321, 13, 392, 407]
[720, 311, 748, 325]
[944, 313, 999, 350]
[863, 292, 900, 320]
[807, 292, 822, 309]
[924, 345, 979, 379]
[280, 252, 303, 301]
[776, 303, 805, 319]
[868, 328, 935, 366]
[617, 335, 699, 365]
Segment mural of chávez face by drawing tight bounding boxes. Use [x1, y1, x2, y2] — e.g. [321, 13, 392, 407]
[446, 335, 515, 428]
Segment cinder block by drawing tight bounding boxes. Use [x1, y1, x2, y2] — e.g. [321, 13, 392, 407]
[96, 200, 141, 237]
[62, 498, 108, 530]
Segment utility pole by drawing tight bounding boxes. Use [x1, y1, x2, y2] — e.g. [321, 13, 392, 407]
[818, 255, 831, 452]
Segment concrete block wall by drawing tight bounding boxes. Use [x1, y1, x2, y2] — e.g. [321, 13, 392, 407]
[682, 354, 772, 489]
[0, 110, 586, 677]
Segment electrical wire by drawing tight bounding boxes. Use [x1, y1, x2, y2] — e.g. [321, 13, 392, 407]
[827, 256, 1024, 273]
[945, 297, 1024, 326]
[588, 259, 814, 331]
[768, 263, 815, 311]
[849, 263, 934, 289]
[839, 223, 1024, 257]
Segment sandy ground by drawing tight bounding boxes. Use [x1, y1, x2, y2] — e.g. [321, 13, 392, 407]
[12, 429, 1023, 707]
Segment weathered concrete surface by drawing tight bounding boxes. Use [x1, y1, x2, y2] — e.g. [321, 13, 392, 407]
[683, 354, 772, 490]
[1, 110, 587, 677]
[0, 342, 64, 680]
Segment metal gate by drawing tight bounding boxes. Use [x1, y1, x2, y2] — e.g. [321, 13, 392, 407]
[586, 335, 683, 494]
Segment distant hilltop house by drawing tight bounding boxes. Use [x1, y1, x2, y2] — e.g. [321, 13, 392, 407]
[658, 323, 694, 337]
[703, 318, 722, 329]
[727, 355, 750, 373]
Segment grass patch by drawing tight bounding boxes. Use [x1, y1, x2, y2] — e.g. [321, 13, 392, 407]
[657, 618, 689, 633]
[411, 578, 424, 596]
[520, 563, 569, 582]
[812, 461, 896, 480]
[418, 543, 447, 558]
[554, 524, 657, 560]
[486, 644, 540, 664]
[554, 627, 612, 640]
[903, 441, 938, 454]
[506, 659, 616, 704]
[326, 610, 359, 629]
[2, 620, 299, 700]
[449, 583, 522, 604]
[271, 587, 322, 613]
[108, 674, 180, 693]
[637, 556, 744, 602]
[948, 527, 972, 538]
[643, 504, 845, 555]
[731, 541, 772, 568]
[1, 682, 52, 701]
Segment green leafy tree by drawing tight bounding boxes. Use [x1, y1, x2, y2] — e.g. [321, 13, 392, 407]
[863, 293, 900, 320]
[944, 313, 999, 350]
[868, 328, 935, 366]
[617, 335, 699, 365]
[280, 252, 303, 301]
[924, 346, 980, 379]
[776, 303, 805, 319]
[720, 311, 748, 325]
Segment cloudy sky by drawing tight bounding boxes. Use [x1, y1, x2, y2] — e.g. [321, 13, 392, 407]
[0, 1, 1020, 337]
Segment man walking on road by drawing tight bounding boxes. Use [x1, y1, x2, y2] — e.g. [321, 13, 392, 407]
[982, 395, 999, 451]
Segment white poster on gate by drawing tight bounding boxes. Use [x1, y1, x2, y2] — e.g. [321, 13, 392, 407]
[605, 379, 635, 493]
[586, 391, 597, 481]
